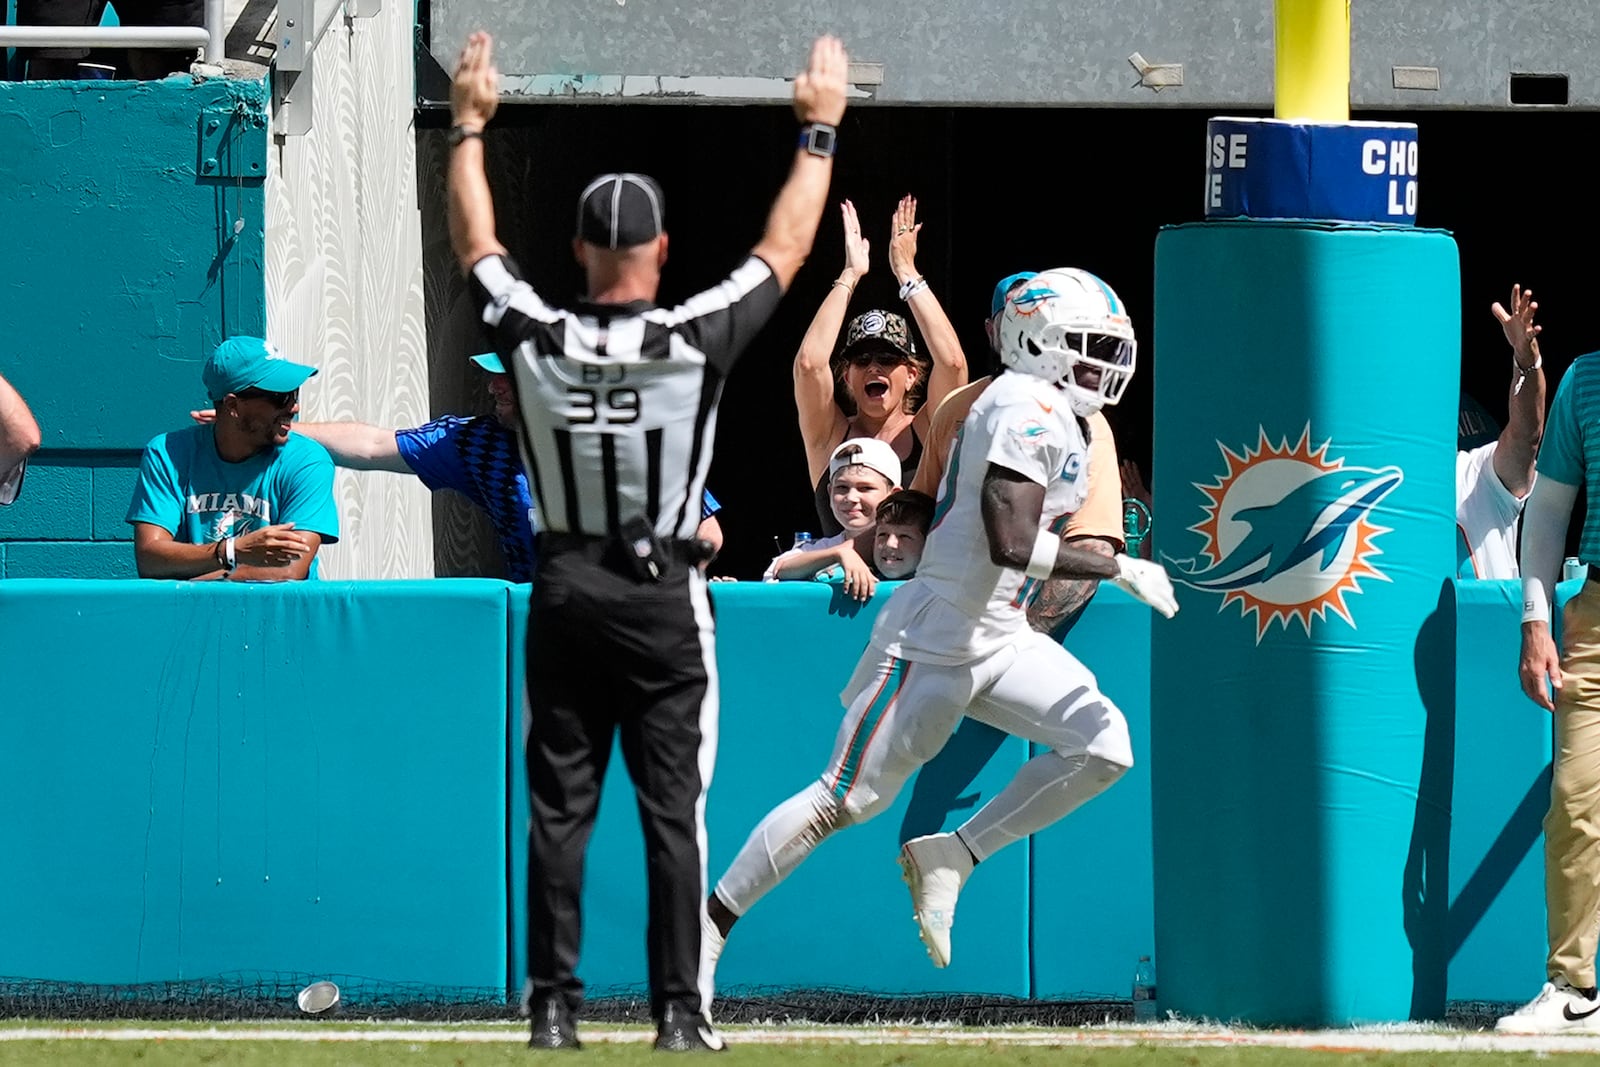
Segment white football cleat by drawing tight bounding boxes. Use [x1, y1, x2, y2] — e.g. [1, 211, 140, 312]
[1495, 976, 1600, 1033]
[898, 832, 974, 968]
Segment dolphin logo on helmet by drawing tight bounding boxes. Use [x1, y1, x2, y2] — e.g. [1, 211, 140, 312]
[998, 267, 1137, 418]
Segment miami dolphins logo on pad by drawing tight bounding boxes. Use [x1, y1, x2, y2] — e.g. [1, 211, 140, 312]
[1165, 426, 1403, 642]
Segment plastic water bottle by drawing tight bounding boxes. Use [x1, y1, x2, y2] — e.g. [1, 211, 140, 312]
[1565, 557, 1585, 583]
[1131, 955, 1158, 1023]
[791, 531, 815, 553]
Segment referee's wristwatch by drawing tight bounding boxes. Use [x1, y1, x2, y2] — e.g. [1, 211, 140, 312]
[448, 124, 484, 147]
[798, 122, 837, 158]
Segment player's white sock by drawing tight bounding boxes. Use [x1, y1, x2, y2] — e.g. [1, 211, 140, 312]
[713, 780, 844, 915]
[957, 751, 1128, 862]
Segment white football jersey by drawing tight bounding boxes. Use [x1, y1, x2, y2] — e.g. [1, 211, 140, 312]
[871, 372, 1090, 665]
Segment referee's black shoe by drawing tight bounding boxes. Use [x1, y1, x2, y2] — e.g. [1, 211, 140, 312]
[653, 1002, 726, 1052]
[528, 994, 581, 1050]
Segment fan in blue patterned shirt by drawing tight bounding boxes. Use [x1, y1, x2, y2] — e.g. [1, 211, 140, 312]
[192, 353, 724, 581]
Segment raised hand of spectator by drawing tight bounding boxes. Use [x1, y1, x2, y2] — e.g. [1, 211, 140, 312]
[233, 523, 311, 568]
[888, 195, 922, 285]
[792, 34, 848, 126]
[841, 200, 870, 281]
[1492, 283, 1542, 368]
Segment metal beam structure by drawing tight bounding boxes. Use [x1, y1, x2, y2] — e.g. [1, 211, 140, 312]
[421, 0, 1597, 110]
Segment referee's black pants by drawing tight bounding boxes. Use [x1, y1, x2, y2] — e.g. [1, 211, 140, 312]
[525, 546, 717, 1023]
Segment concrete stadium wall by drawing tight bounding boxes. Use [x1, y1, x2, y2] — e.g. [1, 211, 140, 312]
[0, 578, 1552, 1009]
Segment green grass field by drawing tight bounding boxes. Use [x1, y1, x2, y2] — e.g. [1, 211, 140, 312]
[3, 1022, 1598, 1066]
[0, 1043, 1583, 1067]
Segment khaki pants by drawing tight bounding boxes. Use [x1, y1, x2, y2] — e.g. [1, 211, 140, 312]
[1548, 583, 1600, 987]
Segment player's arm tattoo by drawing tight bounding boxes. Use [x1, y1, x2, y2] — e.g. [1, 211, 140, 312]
[1027, 537, 1117, 642]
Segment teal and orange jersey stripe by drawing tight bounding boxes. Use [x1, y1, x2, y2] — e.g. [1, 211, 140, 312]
[830, 658, 911, 805]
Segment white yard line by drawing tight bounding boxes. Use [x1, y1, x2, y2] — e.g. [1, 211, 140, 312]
[3, 1024, 1600, 1053]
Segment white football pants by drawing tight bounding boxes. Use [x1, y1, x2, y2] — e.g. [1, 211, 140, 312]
[714, 628, 1132, 915]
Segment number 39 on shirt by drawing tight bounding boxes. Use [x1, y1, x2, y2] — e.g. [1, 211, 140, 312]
[567, 364, 640, 425]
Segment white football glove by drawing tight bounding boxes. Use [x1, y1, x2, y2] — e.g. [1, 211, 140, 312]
[1112, 554, 1179, 618]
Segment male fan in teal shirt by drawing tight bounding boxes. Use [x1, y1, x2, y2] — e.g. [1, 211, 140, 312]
[127, 336, 340, 580]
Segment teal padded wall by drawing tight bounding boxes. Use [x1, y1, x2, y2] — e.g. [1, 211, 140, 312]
[709, 583, 1031, 995]
[1151, 222, 1460, 1025]
[0, 580, 507, 992]
[0, 77, 266, 578]
[0, 577, 1551, 1005]
[1446, 580, 1554, 1003]
[510, 581, 1033, 999]
[1031, 590, 1155, 998]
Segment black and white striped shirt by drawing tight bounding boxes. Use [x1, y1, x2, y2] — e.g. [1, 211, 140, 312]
[471, 253, 781, 540]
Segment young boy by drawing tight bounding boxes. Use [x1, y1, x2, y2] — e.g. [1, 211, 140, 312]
[870, 489, 934, 580]
[763, 438, 900, 599]
[804, 488, 935, 595]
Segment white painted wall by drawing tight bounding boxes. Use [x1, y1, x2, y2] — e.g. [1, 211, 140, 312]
[264, 0, 432, 578]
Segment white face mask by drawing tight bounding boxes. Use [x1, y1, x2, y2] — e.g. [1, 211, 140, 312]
[1059, 331, 1137, 416]
[997, 268, 1138, 413]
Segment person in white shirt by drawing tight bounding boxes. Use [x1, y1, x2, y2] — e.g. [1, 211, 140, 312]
[0, 369, 41, 506]
[1457, 284, 1545, 578]
[703, 268, 1178, 992]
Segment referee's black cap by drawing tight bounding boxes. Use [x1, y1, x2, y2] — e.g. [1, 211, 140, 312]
[576, 173, 665, 250]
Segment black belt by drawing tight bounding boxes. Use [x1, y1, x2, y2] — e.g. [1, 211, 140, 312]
[537, 531, 712, 566]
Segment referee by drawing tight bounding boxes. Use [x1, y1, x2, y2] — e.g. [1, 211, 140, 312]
[448, 30, 849, 1052]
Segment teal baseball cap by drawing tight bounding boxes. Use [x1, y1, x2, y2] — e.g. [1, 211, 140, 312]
[203, 336, 317, 400]
[470, 352, 505, 374]
[990, 271, 1037, 318]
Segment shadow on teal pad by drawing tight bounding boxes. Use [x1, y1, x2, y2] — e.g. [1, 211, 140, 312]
[899, 718, 1008, 844]
[822, 574, 907, 619]
[893, 592, 1097, 845]
[1403, 584, 1456, 1019]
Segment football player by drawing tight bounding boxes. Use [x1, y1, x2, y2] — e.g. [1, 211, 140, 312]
[704, 269, 1178, 988]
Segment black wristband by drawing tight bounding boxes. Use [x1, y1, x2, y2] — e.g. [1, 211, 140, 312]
[448, 124, 484, 147]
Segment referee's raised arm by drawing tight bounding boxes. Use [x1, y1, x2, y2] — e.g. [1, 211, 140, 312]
[752, 35, 850, 292]
[446, 31, 509, 275]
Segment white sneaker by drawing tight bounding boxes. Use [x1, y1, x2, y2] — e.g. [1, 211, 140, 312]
[898, 832, 974, 968]
[1495, 976, 1600, 1033]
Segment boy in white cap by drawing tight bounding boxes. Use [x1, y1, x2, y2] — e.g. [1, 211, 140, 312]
[763, 437, 899, 598]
